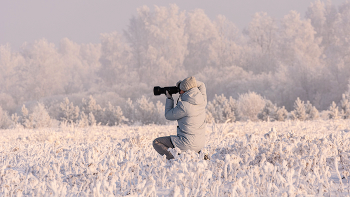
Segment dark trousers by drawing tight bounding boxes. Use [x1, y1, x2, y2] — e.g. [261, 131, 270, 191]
[153, 136, 175, 160]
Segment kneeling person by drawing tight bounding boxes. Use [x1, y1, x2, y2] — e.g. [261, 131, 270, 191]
[153, 76, 207, 159]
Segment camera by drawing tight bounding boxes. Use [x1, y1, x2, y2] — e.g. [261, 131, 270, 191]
[153, 86, 179, 96]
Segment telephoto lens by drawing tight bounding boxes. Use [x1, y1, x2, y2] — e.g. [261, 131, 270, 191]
[153, 86, 163, 96]
[153, 86, 179, 96]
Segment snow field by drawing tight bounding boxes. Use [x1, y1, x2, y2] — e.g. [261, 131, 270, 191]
[1, 120, 350, 196]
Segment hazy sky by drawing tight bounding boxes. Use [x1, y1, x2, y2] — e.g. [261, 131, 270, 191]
[0, 0, 345, 50]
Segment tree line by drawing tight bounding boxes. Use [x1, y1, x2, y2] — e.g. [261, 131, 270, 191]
[0, 91, 349, 129]
[1, 1, 350, 125]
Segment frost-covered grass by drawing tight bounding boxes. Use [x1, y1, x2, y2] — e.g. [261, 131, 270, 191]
[1, 120, 350, 196]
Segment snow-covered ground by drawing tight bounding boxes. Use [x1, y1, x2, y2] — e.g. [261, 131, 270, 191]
[1, 119, 350, 196]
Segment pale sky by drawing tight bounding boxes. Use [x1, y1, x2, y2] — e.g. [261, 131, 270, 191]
[0, 0, 345, 50]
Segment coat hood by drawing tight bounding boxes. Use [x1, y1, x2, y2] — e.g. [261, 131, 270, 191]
[180, 87, 205, 105]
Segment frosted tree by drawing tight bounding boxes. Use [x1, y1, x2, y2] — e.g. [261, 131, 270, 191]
[290, 98, 307, 121]
[59, 38, 84, 94]
[321, 1, 339, 53]
[59, 97, 80, 124]
[134, 96, 157, 125]
[0, 45, 24, 109]
[0, 45, 16, 93]
[329, 2, 350, 93]
[206, 96, 224, 122]
[305, 0, 338, 51]
[305, 101, 319, 120]
[278, 11, 323, 103]
[123, 98, 135, 124]
[124, 4, 188, 85]
[11, 113, 20, 128]
[258, 100, 278, 122]
[19, 39, 65, 100]
[340, 94, 350, 119]
[78, 42, 101, 89]
[305, 0, 326, 38]
[98, 32, 131, 87]
[279, 11, 322, 68]
[124, 10, 149, 81]
[205, 110, 214, 123]
[245, 12, 277, 55]
[31, 103, 52, 128]
[345, 79, 350, 98]
[206, 94, 236, 123]
[309, 106, 319, 120]
[0, 37, 102, 112]
[88, 112, 96, 126]
[275, 106, 288, 121]
[0, 107, 11, 129]
[21, 103, 52, 128]
[77, 112, 89, 127]
[269, 64, 294, 110]
[206, 103, 219, 122]
[209, 15, 241, 69]
[148, 4, 188, 85]
[154, 101, 166, 125]
[0, 93, 17, 114]
[81, 96, 103, 124]
[306, 1, 350, 105]
[59, 38, 101, 94]
[328, 101, 340, 120]
[237, 92, 265, 121]
[184, 9, 217, 75]
[199, 64, 251, 99]
[21, 105, 34, 129]
[243, 12, 278, 73]
[102, 102, 127, 126]
[132, 96, 167, 125]
[223, 97, 237, 122]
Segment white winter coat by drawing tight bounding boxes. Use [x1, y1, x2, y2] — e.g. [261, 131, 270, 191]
[165, 81, 207, 152]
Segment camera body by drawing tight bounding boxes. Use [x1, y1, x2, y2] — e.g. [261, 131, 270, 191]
[153, 86, 179, 96]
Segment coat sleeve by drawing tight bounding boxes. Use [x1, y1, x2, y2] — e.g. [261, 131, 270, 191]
[165, 98, 187, 120]
[196, 81, 207, 103]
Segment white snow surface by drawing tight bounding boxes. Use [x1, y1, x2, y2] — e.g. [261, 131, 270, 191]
[1, 120, 350, 196]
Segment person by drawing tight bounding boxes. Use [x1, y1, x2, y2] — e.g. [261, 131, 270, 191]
[152, 76, 207, 160]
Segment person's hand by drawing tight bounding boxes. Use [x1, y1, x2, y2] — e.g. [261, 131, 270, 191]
[166, 90, 173, 100]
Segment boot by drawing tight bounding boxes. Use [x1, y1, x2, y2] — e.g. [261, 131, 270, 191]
[198, 151, 210, 160]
